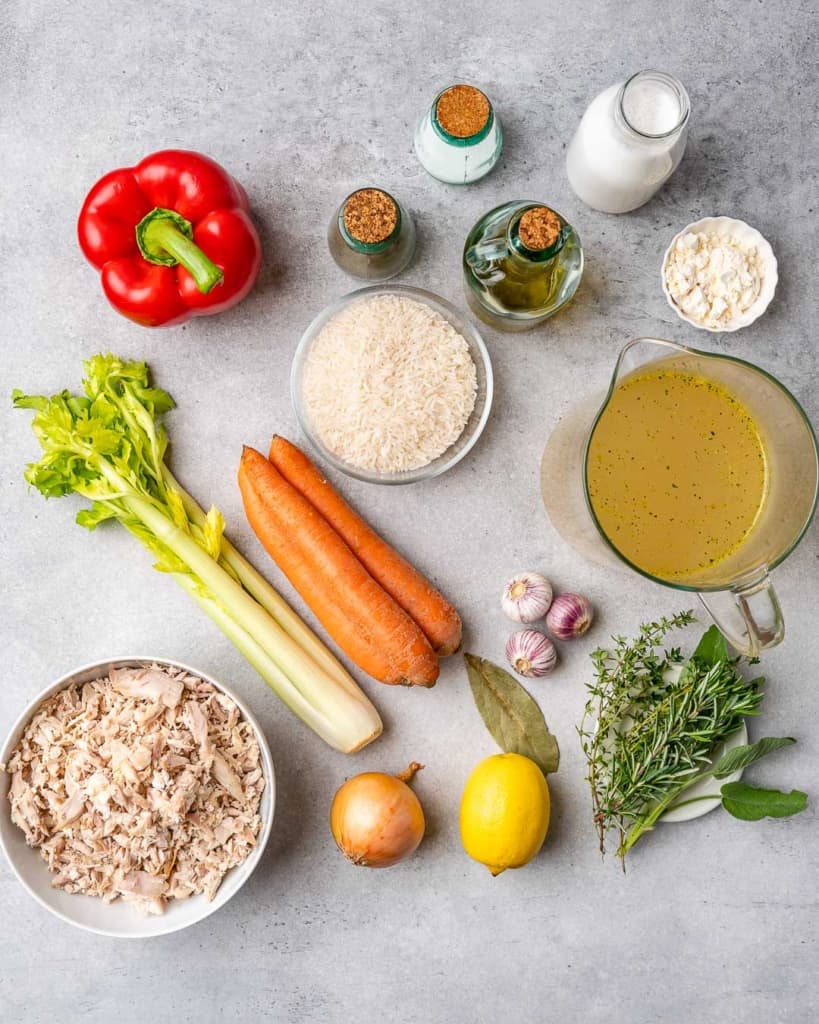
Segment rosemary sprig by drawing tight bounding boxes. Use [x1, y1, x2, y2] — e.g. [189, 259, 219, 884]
[578, 612, 765, 866]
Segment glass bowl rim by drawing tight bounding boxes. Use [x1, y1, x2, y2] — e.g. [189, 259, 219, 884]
[290, 283, 494, 485]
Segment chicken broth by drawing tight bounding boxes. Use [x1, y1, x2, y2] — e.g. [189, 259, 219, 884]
[586, 367, 768, 582]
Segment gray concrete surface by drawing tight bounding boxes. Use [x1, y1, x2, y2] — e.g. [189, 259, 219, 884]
[1, 1, 817, 1022]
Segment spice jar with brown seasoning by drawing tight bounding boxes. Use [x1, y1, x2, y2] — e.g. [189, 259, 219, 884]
[414, 84, 503, 184]
[328, 188, 416, 282]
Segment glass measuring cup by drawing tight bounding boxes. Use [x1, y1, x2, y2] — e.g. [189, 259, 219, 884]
[577, 339, 818, 655]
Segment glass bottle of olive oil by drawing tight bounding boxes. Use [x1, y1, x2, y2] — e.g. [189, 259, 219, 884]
[463, 201, 583, 331]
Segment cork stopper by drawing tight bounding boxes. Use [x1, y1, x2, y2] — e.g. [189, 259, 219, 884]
[435, 85, 490, 139]
[343, 189, 398, 245]
[518, 207, 562, 251]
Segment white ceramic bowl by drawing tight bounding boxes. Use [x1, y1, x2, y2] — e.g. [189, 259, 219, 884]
[291, 284, 493, 485]
[0, 657, 275, 938]
[661, 216, 778, 333]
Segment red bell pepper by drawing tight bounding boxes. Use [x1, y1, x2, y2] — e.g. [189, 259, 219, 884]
[78, 150, 262, 327]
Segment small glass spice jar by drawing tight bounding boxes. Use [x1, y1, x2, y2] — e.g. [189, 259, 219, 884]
[463, 201, 583, 331]
[328, 187, 416, 282]
[414, 84, 503, 185]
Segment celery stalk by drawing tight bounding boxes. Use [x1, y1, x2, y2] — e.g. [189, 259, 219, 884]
[163, 468, 364, 700]
[12, 354, 383, 754]
[171, 574, 381, 752]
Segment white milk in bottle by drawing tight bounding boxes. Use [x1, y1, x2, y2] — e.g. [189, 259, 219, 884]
[566, 70, 690, 214]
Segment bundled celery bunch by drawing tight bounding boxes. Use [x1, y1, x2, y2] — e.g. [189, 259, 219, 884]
[13, 354, 382, 753]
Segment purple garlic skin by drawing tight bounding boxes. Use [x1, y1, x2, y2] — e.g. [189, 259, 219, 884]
[546, 593, 594, 640]
[505, 629, 557, 677]
[501, 572, 553, 623]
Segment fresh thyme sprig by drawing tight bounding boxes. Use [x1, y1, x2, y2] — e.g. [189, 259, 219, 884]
[579, 612, 766, 866]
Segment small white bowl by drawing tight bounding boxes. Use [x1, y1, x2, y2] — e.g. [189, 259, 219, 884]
[0, 657, 275, 938]
[661, 216, 778, 333]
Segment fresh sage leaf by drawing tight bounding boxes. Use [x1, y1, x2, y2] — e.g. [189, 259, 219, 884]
[691, 625, 728, 668]
[464, 654, 560, 774]
[721, 781, 808, 821]
[712, 736, 796, 779]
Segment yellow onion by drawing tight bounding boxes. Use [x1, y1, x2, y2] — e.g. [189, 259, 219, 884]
[330, 762, 425, 868]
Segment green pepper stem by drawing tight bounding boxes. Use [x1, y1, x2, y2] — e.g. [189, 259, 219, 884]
[136, 208, 224, 294]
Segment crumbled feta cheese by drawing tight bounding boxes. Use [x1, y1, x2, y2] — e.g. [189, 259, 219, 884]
[665, 231, 764, 327]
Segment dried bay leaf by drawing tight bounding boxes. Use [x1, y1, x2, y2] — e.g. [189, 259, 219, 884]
[464, 653, 560, 775]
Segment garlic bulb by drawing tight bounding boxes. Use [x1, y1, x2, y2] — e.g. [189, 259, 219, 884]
[501, 572, 553, 623]
[546, 593, 594, 640]
[505, 629, 557, 677]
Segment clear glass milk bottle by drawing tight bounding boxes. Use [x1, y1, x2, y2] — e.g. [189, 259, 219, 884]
[566, 70, 690, 214]
[463, 201, 583, 331]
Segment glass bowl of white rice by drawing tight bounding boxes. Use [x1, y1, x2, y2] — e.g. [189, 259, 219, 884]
[291, 285, 493, 484]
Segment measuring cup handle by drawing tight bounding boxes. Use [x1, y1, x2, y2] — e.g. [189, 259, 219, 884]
[698, 574, 785, 657]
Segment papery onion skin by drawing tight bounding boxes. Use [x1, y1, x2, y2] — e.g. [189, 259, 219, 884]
[546, 593, 594, 640]
[330, 768, 425, 868]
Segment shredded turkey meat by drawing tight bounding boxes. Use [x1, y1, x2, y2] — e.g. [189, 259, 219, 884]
[3, 665, 265, 916]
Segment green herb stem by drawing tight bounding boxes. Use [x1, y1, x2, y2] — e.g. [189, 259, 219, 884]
[620, 774, 712, 856]
[163, 467, 363, 700]
[13, 355, 383, 753]
[578, 614, 767, 866]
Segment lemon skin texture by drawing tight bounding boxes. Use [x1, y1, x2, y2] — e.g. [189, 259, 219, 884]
[459, 753, 551, 876]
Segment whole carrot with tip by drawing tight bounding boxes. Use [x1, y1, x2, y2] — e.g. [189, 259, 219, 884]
[238, 447, 439, 688]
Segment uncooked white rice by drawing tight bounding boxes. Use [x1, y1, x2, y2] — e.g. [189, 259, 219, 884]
[302, 295, 478, 473]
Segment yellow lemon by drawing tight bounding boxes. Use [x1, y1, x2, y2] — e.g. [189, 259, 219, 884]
[459, 753, 550, 876]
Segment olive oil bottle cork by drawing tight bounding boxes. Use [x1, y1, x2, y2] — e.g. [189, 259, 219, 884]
[414, 83, 503, 185]
[516, 207, 563, 254]
[328, 187, 416, 282]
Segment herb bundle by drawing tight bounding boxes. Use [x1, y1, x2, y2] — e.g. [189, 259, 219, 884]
[579, 613, 806, 867]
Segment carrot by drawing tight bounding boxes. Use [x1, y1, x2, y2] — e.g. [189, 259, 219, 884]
[238, 447, 439, 688]
[268, 436, 463, 657]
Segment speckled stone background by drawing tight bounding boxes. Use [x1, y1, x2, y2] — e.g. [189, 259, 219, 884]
[1, 2, 817, 1022]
